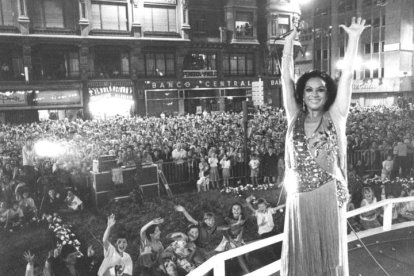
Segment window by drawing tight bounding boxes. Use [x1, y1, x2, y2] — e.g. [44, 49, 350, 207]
[32, 46, 79, 80]
[235, 11, 253, 37]
[32, 0, 64, 28]
[339, 46, 345, 57]
[365, 43, 371, 54]
[382, 15, 385, 26]
[323, 49, 328, 60]
[0, 0, 13, 26]
[223, 54, 254, 76]
[373, 68, 379, 78]
[190, 11, 207, 34]
[92, 2, 128, 31]
[272, 15, 290, 37]
[365, 19, 371, 26]
[266, 56, 280, 76]
[381, 41, 385, 52]
[92, 46, 129, 78]
[0, 45, 23, 81]
[144, 5, 177, 32]
[381, 67, 384, 77]
[373, 42, 379, 53]
[373, 18, 380, 28]
[183, 53, 216, 70]
[364, 68, 370, 79]
[363, 0, 371, 7]
[144, 53, 175, 77]
[353, 70, 357, 80]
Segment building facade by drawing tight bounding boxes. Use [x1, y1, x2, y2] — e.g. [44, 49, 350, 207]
[0, 0, 296, 122]
[297, 0, 414, 106]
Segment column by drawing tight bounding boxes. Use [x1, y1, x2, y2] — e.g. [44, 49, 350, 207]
[180, 0, 190, 39]
[131, 0, 143, 37]
[79, 0, 90, 36]
[17, 0, 30, 34]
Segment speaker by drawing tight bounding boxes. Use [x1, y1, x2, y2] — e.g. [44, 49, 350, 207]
[140, 184, 160, 197]
[91, 171, 114, 192]
[139, 165, 159, 185]
[92, 190, 114, 208]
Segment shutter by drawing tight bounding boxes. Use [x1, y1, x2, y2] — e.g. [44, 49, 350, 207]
[143, 7, 152, 32]
[101, 4, 119, 30]
[168, 7, 176, 32]
[44, 0, 64, 28]
[91, 4, 101, 29]
[0, 0, 13, 25]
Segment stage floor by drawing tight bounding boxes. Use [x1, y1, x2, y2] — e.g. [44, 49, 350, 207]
[348, 227, 414, 276]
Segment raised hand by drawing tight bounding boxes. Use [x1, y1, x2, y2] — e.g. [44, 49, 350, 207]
[87, 245, 95, 257]
[339, 17, 370, 38]
[23, 251, 35, 264]
[107, 214, 116, 228]
[152, 217, 164, 224]
[174, 205, 185, 212]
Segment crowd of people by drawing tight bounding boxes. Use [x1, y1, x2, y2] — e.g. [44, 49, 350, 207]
[0, 104, 413, 275]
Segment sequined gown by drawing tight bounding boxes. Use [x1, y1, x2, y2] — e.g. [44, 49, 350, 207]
[281, 110, 348, 276]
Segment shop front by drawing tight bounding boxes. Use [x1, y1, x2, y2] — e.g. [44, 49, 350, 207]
[351, 78, 405, 106]
[142, 78, 256, 115]
[0, 83, 83, 123]
[88, 80, 135, 119]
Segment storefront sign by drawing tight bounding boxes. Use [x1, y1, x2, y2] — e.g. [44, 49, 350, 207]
[33, 89, 82, 106]
[270, 79, 282, 87]
[0, 90, 31, 106]
[89, 86, 133, 100]
[352, 78, 400, 93]
[144, 79, 256, 90]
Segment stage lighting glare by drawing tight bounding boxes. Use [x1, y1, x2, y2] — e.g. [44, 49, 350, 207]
[34, 140, 66, 158]
[283, 170, 298, 195]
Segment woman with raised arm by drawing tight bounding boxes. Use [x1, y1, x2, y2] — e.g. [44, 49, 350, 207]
[280, 17, 369, 276]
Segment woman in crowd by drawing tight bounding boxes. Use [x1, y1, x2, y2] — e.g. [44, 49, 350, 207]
[215, 203, 249, 274]
[138, 217, 165, 276]
[280, 17, 368, 275]
[381, 154, 394, 180]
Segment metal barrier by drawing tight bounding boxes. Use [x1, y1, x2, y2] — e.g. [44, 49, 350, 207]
[188, 197, 414, 276]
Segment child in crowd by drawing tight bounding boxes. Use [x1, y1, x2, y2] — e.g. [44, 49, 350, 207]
[219, 154, 231, 188]
[197, 158, 209, 192]
[0, 201, 8, 229]
[399, 186, 414, 220]
[98, 214, 133, 276]
[64, 189, 83, 212]
[381, 154, 394, 180]
[215, 203, 249, 274]
[42, 188, 62, 216]
[163, 232, 196, 273]
[6, 200, 24, 231]
[249, 154, 260, 186]
[359, 187, 381, 230]
[245, 195, 283, 239]
[138, 217, 165, 276]
[19, 189, 38, 222]
[174, 205, 217, 252]
[208, 153, 219, 189]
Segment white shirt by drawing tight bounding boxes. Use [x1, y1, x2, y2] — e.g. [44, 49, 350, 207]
[249, 159, 260, 170]
[255, 208, 277, 235]
[66, 195, 83, 210]
[208, 157, 218, 168]
[22, 145, 35, 166]
[98, 243, 133, 276]
[220, 159, 231, 169]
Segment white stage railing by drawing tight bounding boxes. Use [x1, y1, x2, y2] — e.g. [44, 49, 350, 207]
[188, 196, 414, 276]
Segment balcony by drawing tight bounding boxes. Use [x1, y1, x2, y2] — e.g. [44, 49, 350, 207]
[183, 70, 217, 79]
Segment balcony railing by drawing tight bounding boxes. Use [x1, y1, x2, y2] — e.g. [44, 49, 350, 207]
[183, 69, 217, 78]
[188, 196, 414, 276]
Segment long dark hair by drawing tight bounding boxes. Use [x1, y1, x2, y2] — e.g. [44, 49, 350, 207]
[228, 203, 245, 220]
[295, 70, 337, 111]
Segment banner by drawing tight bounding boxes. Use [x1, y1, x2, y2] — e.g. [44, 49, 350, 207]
[33, 89, 82, 106]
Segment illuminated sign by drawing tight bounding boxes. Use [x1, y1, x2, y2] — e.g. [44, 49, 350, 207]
[352, 78, 400, 93]
[33, 90, 82, 105]
[0, 90, 31, 106]
[144, 79, 256, 90]
[89, 86, 133, 100]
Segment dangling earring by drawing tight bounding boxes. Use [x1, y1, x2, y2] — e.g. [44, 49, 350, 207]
[302, 101, 306, 112]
